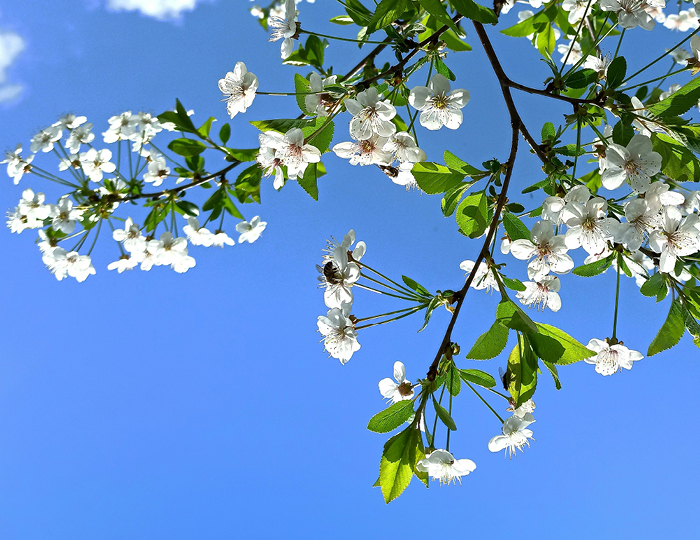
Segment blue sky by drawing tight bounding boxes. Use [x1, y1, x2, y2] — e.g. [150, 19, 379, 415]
[0, 0, 699, 538]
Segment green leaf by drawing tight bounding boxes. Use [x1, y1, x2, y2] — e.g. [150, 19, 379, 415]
[367, 400, 416, 433]
[298, 161, 326, 201]
[419, 0, 462, 35]
[412, 162, 466, 194]
[418, 296, 441, 332]
[502, 213, 530, 241]
[681, 303, 700, 347]
[233, 164, 263, 203]
[367, 0, 409, 35]
[413, 440, 429, 488]
[554, 144, 586, 157]
[456, 191, 488, 238]
[449, 0, 498, 24]
[542, 360, 562, 390]
[225, 148, 258, 162]
[500, 15, 538, 37]
[304, 35, 327, 68]
[379, 427, 418, 504]
[536, 24, 555, 57]
[175, 200, 199, 217]
[434, 56, 456, 81]
[507, 334, 538, 408]
[530, 323, 595, 365]
[306, 118, 335, 154]
[648, 76, 700, 118]
[441, 28, 471, 51]
[202, 189, 224, 212]
[168, 138, 207, 157]
[541, 122, 555, 141]
[612, 120, 634, 146]
[158, 99, 197, 134]
[640, 272, 666, 297]
[402, 275, 431, 297]
[222, 195, 244, 219]
[459, 368, 497, 388]
[466, 321, 509, 360]
[501, 276, 526, 292]
[606, 56, 626, 89]
[441, 182, 471, 217]
[447, 364, 461, 396]
[197, 116, 216, 138]
[573, 253, 614, 277]
[566, 69, 598, 89]
[443, 151, 484, 177]
[219, 123, 231, 145]
[294, 73, 312, 115]
[432, 396, 457, 430]
[250, 117, 316, 134]
[648, 299, 686, 356]
[345, 0, 372, 25]
[654, 133, 700, 183]
[330, 14, 355, 24]
[496, 300, 538, 334]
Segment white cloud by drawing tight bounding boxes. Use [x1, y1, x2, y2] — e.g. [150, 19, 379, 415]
[0, 29, 25, 103]
[106, 0, 204, 20]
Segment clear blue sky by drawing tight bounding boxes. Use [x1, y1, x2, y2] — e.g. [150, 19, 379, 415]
[0, 1, 698, 538]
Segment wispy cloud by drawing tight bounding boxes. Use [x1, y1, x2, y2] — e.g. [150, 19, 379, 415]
[106, 0, 205, 20]
[0, 29, 25, 104]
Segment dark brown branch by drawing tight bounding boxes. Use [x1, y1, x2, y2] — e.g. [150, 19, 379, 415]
[120, 161, 241, 202]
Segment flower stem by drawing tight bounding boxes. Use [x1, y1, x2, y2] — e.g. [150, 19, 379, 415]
[299, 29, 388, 45]
[464, 380, 504, 423]
[622, 26, 700, 85]
[353, 282, 420, 301]
[623, 68, 688, 92]
[86, 218, 103, 256]
[353, 306, 423, 330]
[360, 272, 424, 300]
[354, 305, 423, 323]
[560, 0, 595, 70]
[430, 384, 446, 446]
[612, 28, 625, 61]
[612, 252, 622, 341]
[356, 261, 423, 297]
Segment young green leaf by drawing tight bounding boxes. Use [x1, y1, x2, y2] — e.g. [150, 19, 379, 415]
[447, 364, 461, 396]
[168, 138, 207, 157]
[379, 427, 418, 503]
[501, 276, 526, 292]
[496, 300, 538, 334]
[466, 321, 509, 360]
[412, 162, 466, 194]
[542, 360, 562, 390]
[449, 0, 498, 24]
[456, 191, 488, 238]
[294, 74, 312, 115]
[530, 323, 594, 365]
[507, 335, 538, 408]
[402, 275, 431, 297]
[648, 299, 686, 356]
[219, 123, 231, 145]
[367, 400, 416, 433]
[367, 0, 409, 35]
[432, 396, 457, 430]
[459, 368, 497, 388]
[502, 213, 530, 241]
[572, 254, 614, 277]
[606, 56, 627, 89]
[640, 272, 666, 297]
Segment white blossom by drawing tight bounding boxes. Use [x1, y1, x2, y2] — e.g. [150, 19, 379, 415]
[488, 413, 536, 457]
[107, 255, 138, 273]
[183, 217, 214, 247]
[30, 126, 62, 153]
[236, 216, 267, 243]
[65, 123, 95, 153]
[304, 73, 338, 117]
[317, 302, 360, 364]
[260, 128, 320, 180]
[378, 361, 415, 404]
[459, 259, 499, 293]
[269, 0, 298, 59]
[18, 188, 50, 224]
[113, 217, 146, 253]
[50, 198, 83, 234]
[409, 74, 469, 131]
[211, 230, 235, 248]
[601, 134, 661, 193]
[80, 148, 116, 182]
[585, 338, 643, 375]
[318, 239, 362, 308]
[53, 114, 87, 130]
[558, 38, 582, 65]
[143, 157, 170, 186]
[218, 62, 259, 118]
[561, 198, 618, 256]
[332, 135, 393, 166]
[103, 111, 138, 143]
[416, 449, 476, 485]
[648, 206, 700, 272]
[600, 0, 655, 30]
[344, 87, 397, 140]
[509, 220, 574, 280]
[516, 276, 562, 312]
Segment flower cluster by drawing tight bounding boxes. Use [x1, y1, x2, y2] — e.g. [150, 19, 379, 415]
[316, 230, 365, 363]
[4, 112, 265, 282]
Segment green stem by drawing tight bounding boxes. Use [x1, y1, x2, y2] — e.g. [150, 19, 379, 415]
[612, 28, 625, 61]
[353, 282, 421, 302]
[623, 68, 688, 92]
[571, 119, 582, 182]
[354, 305, 424, 323]
[353, 306, 423, 330]
[612, 252, 622, 341]
[464, 380, 504, 423]
[86, 219, 102, 256]
[356, 261, 420, 296]
[430, 384, 446, 446]
[561, 0, 595, 70]
[360, 272, 424, 300]
[299, 29, 388, 45]
[622, 26, 700, 84]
